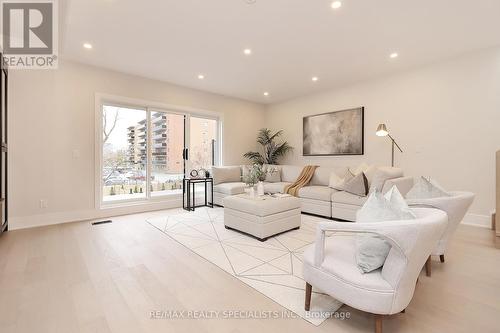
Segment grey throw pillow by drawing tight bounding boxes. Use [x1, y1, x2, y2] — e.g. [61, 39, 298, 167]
[406, 176, 451, 199]
[335, 172, 369, 196]
[332, 169, 355, 191]
[356, 186, 416, 273]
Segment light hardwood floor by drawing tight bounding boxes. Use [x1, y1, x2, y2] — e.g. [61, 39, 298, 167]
[1, 209, 499, 333]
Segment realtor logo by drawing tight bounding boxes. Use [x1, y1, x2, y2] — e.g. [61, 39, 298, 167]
[1, 0, 58, 69]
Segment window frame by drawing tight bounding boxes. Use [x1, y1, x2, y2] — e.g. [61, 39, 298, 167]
[95, 93, 223, 209]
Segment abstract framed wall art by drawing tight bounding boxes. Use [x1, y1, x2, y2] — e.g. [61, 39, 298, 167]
[303, 107, 364, 156]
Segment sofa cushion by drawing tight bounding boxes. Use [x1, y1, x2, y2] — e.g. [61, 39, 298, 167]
[213, 182, 246, 195]
[298, 186, 334, 201]
[263, 164, 282, 182]
[311, 166, 348, 186]
[303, 236, 393, 291]
[369, 167, 404, 193]
[332, 191, 368, 206]
[212, 166, 242, 185]
[264, 182, 291, 194]
[280, 165, 303, 183]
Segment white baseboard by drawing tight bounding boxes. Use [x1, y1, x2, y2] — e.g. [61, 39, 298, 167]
[10, 202, 493, 231]
[461, 213, 491, 229]
[10, 198, 183, 230]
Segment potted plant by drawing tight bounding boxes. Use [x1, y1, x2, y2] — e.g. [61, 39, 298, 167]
[244, 128, 293, 165]
[243, 164, 265, 197]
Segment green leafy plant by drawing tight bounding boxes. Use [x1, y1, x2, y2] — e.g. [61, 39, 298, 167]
[244, 128, 293, 165]
[243, 164, 266, 186]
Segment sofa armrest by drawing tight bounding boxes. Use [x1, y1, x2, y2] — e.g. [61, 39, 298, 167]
[382, 176, 414, 196]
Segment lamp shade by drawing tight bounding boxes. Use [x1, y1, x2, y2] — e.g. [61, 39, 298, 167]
[376, 123, 389, 137]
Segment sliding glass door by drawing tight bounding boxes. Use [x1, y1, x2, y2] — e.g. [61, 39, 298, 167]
[100, 102, 219, 205]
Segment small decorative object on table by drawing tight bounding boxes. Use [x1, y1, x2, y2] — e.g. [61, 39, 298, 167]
[243, 164, 265, 197]
[198, 168, 209, 178]
[190, 169, 199, 178]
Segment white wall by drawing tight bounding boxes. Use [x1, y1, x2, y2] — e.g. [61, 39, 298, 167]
[9, 60, 266, 229]
[265, 47, 500, 223]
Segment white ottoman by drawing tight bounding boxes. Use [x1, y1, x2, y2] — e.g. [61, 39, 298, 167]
[223, 194, 302, 241]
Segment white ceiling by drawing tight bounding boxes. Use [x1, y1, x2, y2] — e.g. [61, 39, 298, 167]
[61, 0, 500, 104]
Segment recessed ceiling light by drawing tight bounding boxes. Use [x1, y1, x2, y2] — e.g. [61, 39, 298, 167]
[263, 92, 269, 96]
[83, 43, 92, 49]
[312, 76, 319, 82]
[243, 48, 252, 55]
[198, 74, 205, 80]
[390, 52, 399, 59]
[331, 1, 342, 9]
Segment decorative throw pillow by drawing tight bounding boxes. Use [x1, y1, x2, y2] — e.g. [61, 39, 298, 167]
[352, 162, 370, 175]
[350, 163, 378, 187]
[331, 169, 355, 191]
[328, 171, 343, 188]
[335, 172, 369, 196]
[355, 186, 416, 273]
[369, 167, 404, 194]
[364, 165, 378, 187]
[405, 176, 451, 199]
[264, 165, 281, 182]
[212, 166, 242, 185]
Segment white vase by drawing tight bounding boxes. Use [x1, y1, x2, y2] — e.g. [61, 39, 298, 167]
[249, 186, 255, 197]
[257, 181, 265, 196]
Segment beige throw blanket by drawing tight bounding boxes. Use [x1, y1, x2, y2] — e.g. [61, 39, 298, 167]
[285, 165, 318, 197]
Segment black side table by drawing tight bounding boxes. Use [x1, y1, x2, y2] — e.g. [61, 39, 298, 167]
[183, 177, 214, 211]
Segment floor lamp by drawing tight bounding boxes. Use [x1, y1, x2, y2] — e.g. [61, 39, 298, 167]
[376, 124, 403, 167]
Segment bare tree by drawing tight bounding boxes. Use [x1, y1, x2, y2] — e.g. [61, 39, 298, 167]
[103, 108, 120, 143]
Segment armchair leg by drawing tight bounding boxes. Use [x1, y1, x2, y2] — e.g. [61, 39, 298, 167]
[305, 283, 312, 311]
[440, 254, 445, 263]
[375, 315, 383, 333]
[425, 255, 432, 277]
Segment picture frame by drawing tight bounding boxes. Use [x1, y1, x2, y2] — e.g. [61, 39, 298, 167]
[303, 107, 364, 156]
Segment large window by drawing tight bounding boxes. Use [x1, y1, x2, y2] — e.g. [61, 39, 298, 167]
[102, 105, 148, 202]
[99, 101, 220, 205]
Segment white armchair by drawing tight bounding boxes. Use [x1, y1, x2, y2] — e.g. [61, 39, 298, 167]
[302, 208, 447, 333]
[407, 191, 474, 266]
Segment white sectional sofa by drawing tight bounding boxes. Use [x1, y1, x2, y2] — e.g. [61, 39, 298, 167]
[211, 165, 413, 221]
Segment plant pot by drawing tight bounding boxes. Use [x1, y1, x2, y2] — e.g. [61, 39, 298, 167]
[257, 181, 265, 196]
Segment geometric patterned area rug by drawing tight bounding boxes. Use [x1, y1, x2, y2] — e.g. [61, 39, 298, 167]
[146, 207, 343, 326]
